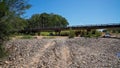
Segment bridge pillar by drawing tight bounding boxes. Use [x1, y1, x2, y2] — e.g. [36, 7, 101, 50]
[86, 29, 91, 35]
[75, 30, 81, 37]
[58, 31, 61, 36]
[55, 30, 61, 36]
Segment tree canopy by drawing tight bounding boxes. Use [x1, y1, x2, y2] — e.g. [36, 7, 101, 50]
[0, 0, 31, 58]
[27, 13, 69, 28]
[0, 0, 31, 40]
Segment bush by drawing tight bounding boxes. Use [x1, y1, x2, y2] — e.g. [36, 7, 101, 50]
[42, 36, 55, 39]
[69, 28, 75, 38]
[86, 31, 101, 38]
[0, 44, 8, 59]
[21, 35, 33, 39]
[40, 32, 50, 36]
[80, 30, 102, 38]
[61, 31, 69, 36]
[94, 31, 102, 37]
[75, 30, 81, 36]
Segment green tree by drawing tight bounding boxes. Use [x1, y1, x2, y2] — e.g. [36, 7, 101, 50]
[0, 0, 31, 40]
[27, 14, 41, 28]
[0, 0, 31, 58]
[27, 13, 69, 28]
[50, 13, 69, 27]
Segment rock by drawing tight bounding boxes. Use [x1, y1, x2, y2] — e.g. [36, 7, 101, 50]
[1, 38, 120, 68]
[82, 61, 86, 64]
[4, 61, 9, 64]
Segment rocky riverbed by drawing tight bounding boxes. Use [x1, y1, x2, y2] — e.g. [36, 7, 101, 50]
[0, 37, 120, 68]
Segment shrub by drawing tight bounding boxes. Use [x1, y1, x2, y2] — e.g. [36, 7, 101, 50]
[75, 30, 81, 36]
[0, 44, 8, 59]
[43, 36, 55, 39]
[61, 31, 69, 36]
[81, 30, 102, 38]
[21, 35, 33, 39]
[69, 28, 75, 38]
[94, 31, 102, 37]
[40, 32, 50, 36]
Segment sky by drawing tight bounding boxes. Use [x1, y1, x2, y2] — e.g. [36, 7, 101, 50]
[24, 0, 120, 26]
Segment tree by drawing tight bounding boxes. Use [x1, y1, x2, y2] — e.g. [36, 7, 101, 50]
[50, 13, 69, 27]
[27, 13, 69, 28]
[0, 0, 31, 39]
[27, 14, 41, 28]
[0, 0, 31, 58]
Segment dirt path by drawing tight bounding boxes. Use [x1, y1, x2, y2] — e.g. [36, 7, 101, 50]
[61, 45, 71, 67]
[1, 38, 120, 68]
[24, 41, 55, 68]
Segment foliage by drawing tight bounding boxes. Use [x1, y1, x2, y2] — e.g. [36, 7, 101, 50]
[110, 29, 120, 33]
[10, 17, 28, 31]
[20, 35, 33, 39]
[27, 13, 69, 28]
[0, 0, 31, 16]
[80, 30, 102, 38]
[0, 0, 31, 58]
[94, 31, 102, 37]
[40, 32, 50, 36]
[0, 0, 31, 39]
[102, 29, 120, 34]
[0, 44, 8, 58]
[61, 31, 69, 36]
[69, 28, 75, 38]
[80, 30, 87, 37]
[42, 36, 55, 39]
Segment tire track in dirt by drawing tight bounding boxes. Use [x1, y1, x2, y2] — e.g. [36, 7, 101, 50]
[2, 38, 120, 68]
[60, 41, 71, 68]
[24, 41, 55, 68]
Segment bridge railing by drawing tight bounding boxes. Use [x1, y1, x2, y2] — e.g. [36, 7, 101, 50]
[69, 23, 120, 27]
[21, 23, 120, 32]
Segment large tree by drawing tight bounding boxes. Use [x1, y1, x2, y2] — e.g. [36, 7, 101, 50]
[0, 0, 31, 40]
[0, 0, 31, 58]
[27, 13, 69, 28]
[50, 14, 69, 27]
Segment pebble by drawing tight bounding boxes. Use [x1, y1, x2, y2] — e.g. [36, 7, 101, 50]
[1, 38, 120, 68]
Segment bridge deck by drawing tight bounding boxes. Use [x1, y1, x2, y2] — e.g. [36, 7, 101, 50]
[19, 23, 120, 32]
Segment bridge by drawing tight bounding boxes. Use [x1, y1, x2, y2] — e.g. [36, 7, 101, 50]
[19, 23, 120, 33]
[18, 23, 120, 36]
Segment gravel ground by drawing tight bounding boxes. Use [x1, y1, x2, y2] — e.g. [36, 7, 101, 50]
[0, 37, 120, 68]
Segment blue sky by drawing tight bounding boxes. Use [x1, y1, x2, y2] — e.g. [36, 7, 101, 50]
[24, 0, 120, 26]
